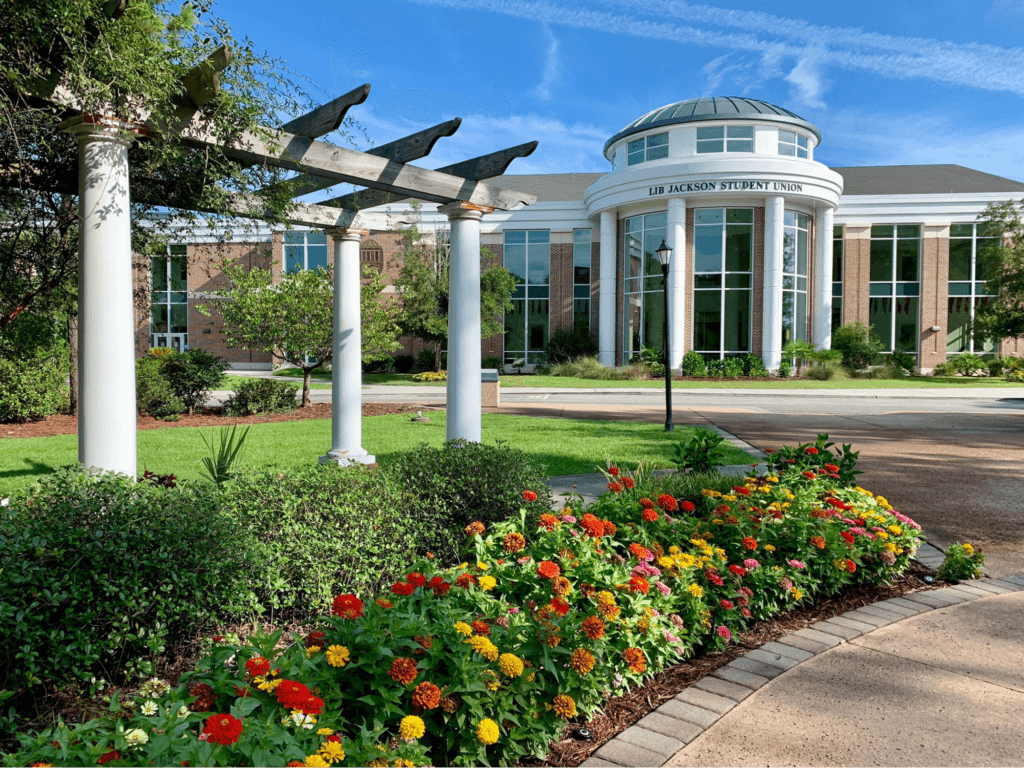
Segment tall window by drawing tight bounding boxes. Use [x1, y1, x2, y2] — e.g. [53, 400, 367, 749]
[869, 225, 920, 353]
[573, 229, 592, 332]
[782, 211, 809, 347]
[504, 230, 550, 364]
[832, 225, 844, 331]
[623, 213, 668, 363]
[692, 208, 753, 359]
[360, 239, 384, 273]
[778, 130, 809, 158]
[948, 223, 998, 356]
[696, 125, 753, 154]
[284, 230, 328, 273]
[150, 244, 188, 351]
[627, 133, 668, 165]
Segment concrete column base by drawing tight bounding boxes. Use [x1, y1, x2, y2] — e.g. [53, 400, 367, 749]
[319, 448, 376, 467]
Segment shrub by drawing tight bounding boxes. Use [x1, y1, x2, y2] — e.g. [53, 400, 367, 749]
[223, 378, 298, 416]
[804, 360, 850, 380]
[937, 542, 985, 581]
[1006, 369, 1024, 382]
[741, 353, 769, 377]
[550, 355, 621, 380]
[135, 357, 185, 418]
[778, 357, 792, 377]
[988, 355, 1023, 376]
[414, 348, 437, 373]
[942, 352, 988, 376]
[0, 347, 69, 423]
[160, 348, 228, 414]
[706, 358, 742, 378]
[0, 469, 259, 694]
[481, 355, 503, 370]
[832, 322, 883, 370]
[670, 426, 730, 473]
[363, 356, 391, 373]
[546, 326, 598, 363]
[393, 353, 416, 373]
[681, 350, 708, 377]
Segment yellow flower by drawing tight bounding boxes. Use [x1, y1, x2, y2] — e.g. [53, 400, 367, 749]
[479, 575, 497, 591]
[876, 531, 890, 541]
[477, 718, 500, 745]
[658, 556, 674, 569]
[318, 740, 346, 764]
[688, 583, 703, 598]
[763, 544, 776, 552]
[884, 542, 898, 552]
[305, 756, 329, 767]
[888, 525, 903, 536]
[394, 760, 416, 768]
[306, 645, 321, 658]
[398, 715, 425, 740]
[317, 728, 334, 736]
[767, 475, 779, 483]
[257, 677, 282, 692]
[477, 561, 489, 571]
[467, 635, 499, 661]
[790, 587, 803, 601]
[856, 486, 874, 497]
[482, 670, 501, 691]
[326, 645, 350, 668]
[498, 653, 524, 677]
[552, 694, 577, 719]
[453, 621, 473, 636]
[711, 518, 723, 525]
[963, 543, 975, 556]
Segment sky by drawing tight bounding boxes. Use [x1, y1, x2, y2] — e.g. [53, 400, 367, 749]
[215, 0, 1024, 191]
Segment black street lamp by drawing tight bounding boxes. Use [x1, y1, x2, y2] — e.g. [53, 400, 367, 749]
[656, 240, 673, 432]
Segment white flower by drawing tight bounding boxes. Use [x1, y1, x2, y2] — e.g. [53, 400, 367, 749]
[140, 701, 158, 716]
[139, 678, 170, 698]
[124, 728, 149, 748]
[288, 712, 317, 730]
[176, 705, 191, 719]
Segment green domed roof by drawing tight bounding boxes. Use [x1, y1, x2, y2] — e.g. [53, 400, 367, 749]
[605, 97, 821, 155]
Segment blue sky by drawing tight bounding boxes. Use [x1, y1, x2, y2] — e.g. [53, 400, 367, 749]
[219, 0, 1024, 185]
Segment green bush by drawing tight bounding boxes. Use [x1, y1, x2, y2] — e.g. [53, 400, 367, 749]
[832, 322, 883, 370]
[670, 426, 729, 473]
[414, 348, 437, 373]
[681, 349, 708, 377]
[550, 355, 621, 380]
[223, 378, 298, 416]
[135, 357, 185, 418]
[937, 542, 985, 581]
[804, 360, 850, 380]
[987, 355, 1023, 376]
[546, 326, 598, 363]
[0, 469, 259, 694]
[0, 348, 69, 423]
[741, 353, 769, 377]
[1006, 368, 1024, 382]
[160, 348, 227, 413]
[393, 353, 416, 373]
[706, 358, 743, 379]
[481, 355, 503, 370]
[778, 357, 793, 377]
[941, 352, 988, 376]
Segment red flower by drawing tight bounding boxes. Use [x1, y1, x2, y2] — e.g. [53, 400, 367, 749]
[641, 508, 658, 523]
[623, 476, 635, 489]
[189, 682, 216, 712]
[680, 500, 696, 513]
[376, 598, 393, 609]
[805, 446, 819, 454]
[98, 751, 121, 765]
[608, 482, 623, 493]
[551, 597, 570, 616]
[656, 494, 678, 512]
[706, 570, 725, 586]
[742, 537, 758, 551]
[406, 572, 426, 588]
[305, 631, 326, 648]
[841, 531, 855, 545]
[602, 519, 618, 536]
[728, 565, 746, 577]
[471, 620, 491, 636]
[580, 514, 605, 538]
[391, 582, 415, 596]
[846, 559, 857, 573]
[503, 532, 527, 552]
[824, 463, 840, 473]
[455, 573, 476, 589]
[629, 576, 650, 594]
[245, 656, 269, 678]
[609, 466, 620, 476]
[465, 521, 485, 537]
[389, 657, 419, 685]
[628, 542, 651, 561]
[537, 561, 561, 580]
[202, 713, 244, 746]
[428, 576, 450, 596]
[720, 599, 734, 609]
[732, 486, 751, 496]
[810, 536, 827, 549]
[295, 694, 323, 716]
[523, 490, 538, 502]
[332, 593, 364, 619]
[581, 615, 606, 640]
[275, 680, 312, 710]
[802, 471, 816, 479]
[639, 497, 655, 509]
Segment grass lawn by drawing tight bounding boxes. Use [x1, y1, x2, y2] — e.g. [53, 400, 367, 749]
[0, 414, 753, 495]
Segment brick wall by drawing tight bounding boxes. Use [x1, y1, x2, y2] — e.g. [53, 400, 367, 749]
[550, 232, 574, 334]
[919, 226, 946, 371]
[842, 225, 872, 326]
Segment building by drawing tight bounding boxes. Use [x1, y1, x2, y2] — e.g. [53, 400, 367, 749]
[138, 96, 1024, 373]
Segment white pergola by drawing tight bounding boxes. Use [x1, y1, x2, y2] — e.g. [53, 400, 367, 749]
[22, 43, 537, 477]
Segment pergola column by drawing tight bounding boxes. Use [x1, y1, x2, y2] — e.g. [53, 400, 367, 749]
[64, 115, 139, 477]
[762, 195, 786, 370]
[320, 228, 375, 466]
[439, 202, 492, 443]
[813, 206, 835, 350]
[667, 197, 687, 369]
[598, 210, 617, 366]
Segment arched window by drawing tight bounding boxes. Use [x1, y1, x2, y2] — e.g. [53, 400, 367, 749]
[360, 239, 384, 273]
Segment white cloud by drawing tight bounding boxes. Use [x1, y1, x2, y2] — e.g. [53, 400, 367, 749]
[784, 46, 829, 110]
[533, 22, 562, 100]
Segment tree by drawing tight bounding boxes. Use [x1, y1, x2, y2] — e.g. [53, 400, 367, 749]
[973, 199, 1024, 345]
[392, 222, 516, 371]
[361, 265, 403, 365]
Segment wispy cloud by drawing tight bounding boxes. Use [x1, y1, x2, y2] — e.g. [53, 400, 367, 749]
[533, 22, 561, 100]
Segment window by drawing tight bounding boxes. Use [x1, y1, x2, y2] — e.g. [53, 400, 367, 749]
[869, 224, 921, 354]
[832, 225, 844, 331]
[150, 244, 188, 351]
[504, 230, 550, 364]
[696, 125, 753, 154]
[782, 212, 809, 347]
[948, 223, 998, 356]
[627, 133, 668, 166]
[360, 239, 384, 273]
[692, 208, 753, 359]
[573, 229, 592, 332]
[284, 230, 328, 273]
[623, 213, 668, 364]
[778, 130, 809, 158]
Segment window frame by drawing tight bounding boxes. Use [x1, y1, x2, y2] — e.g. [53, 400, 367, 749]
[503, 229, 551, 365]
[869, 224, 921, 354]
[778, 130, 809, 158]
[947, 223, 998, 356]
[150, 243, 189, 352]
[691, 207, 754, 359]
[572, 229, 592, 332]
[696, 125, 754, 154]
[626, 132, 669, 166]
[781, 211, 809, 348]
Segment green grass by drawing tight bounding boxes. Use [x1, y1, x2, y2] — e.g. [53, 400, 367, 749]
[0, 414, 753, 495]
[222, 374, 331, 391]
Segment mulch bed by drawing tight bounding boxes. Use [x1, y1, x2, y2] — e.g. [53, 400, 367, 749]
[1, 403, 420, 439]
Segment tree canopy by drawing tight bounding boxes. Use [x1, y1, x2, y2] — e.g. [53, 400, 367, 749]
[973, 199, 1024, 345]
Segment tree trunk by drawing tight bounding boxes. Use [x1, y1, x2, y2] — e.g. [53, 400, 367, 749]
[68, 312, 79, 416]
[435, 341, 442, 373]
[301, 368, 311, 407]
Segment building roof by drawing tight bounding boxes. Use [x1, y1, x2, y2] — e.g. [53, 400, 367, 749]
[833, 164, 1024, 195]
[492, 173, 604, 202]
[605, 97, 822, 153]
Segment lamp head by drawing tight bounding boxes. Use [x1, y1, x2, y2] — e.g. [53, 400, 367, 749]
[655, 239, 672, 267]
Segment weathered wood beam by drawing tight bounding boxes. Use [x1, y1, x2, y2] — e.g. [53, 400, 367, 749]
[319, 140, 539, 210]
[281, 84, 370, 139]
[262, 117, 462, 199]
[179, 46, 231, 109]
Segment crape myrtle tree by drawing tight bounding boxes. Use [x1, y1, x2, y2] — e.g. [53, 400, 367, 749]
[206, 261, 400, 406]
[393, 221, 516, 372]
[974, 199, 1024, 345]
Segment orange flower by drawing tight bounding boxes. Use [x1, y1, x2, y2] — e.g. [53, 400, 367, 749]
[412, 681, 442, 710]
[537, 561, 561, 580]
[503, 532, 526, 553]
[642, 508, 658, 523]
[553, 576, 572, 596]
[608, 482, 623, 493]
[656, 494, 678, 512]
[580, 514, 605, 538]
[569, 648, 595, 674]
[389, 657, 418, 686]
[539, 514, 560, 531]
[810, 536, 827, 549]
[582, 615, 605, 640]
[623, 647, 647, 674]
[523, 490, 538, 502]
[465, 521, 485, 537]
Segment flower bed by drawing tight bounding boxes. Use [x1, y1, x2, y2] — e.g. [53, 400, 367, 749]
[8, 441, 923, 768]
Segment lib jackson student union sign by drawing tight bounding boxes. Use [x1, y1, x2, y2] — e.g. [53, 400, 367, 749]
[648, 179, 805, 196]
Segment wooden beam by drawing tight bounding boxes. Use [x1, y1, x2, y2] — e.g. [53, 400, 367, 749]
[261, 117, 462, 199]
[281, 84, 370, 139]
[318, 140, 539, 210]
[179, 46, 231, 109]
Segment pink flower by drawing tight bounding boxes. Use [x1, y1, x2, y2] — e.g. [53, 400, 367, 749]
[743, 559, 760, 570]
[665, 631, 681, 644]
[507, 606, 520, 614]
[781, 577, 793, 591]
[788, 559, 806, 569]
[655, 581, 672, 596]
[569, 529, 580, 537]
[716, 625, 731, 641]
[561, 515, 577, 523]
[741, 607, 752, 618]
[517, 556, 531, 564]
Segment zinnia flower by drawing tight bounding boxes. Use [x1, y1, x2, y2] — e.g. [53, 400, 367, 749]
[276, 680, 312, 710]
[479, 575, 497, 591]
[569, 648, 595, 674]
[639, 497, 655, 509]
[406, 572, 426, 588]
[317, 737, 345, 764]
[454, 621, 473, 635]
[498, 653, 525, 677]
[304, 756, 329, 767]
[326, 645, 350, 667]
[742, 536, 758, 550]
[203, 714, 244, 746]
[810, 536, 826, 549]
[124, 729, 149, 748]
[389, 658, 418, 685]
[552, 694, 577, 719]
[537, 560, 560, 580]
[503, 532, 526, 552]
[608, 482, 623, 493]
[716, 625, 731, 641]
[642, 508, 658, 523]
[608, 466, 620, 476]
[629, 576, 650, 594]
[331, 594, 364, 619]
[399, 715, 426, 740]
[246, 656, 270, 678]
[623, 477, 635, 489]
[477, 718, 500, 745]
[581, 615, 606, 640]
[656, 494, 678, 511]
[622, 647, 647, 674]
[391, 582, 415, 596]
[580, 514, 604, 538]
[522, 490, 538, 502]
[97, 751, 121, 765]
[465, 521, 485, 537]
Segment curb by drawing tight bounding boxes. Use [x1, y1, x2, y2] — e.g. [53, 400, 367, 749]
[580, 550, 1024, 768]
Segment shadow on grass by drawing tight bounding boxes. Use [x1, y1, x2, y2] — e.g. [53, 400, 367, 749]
[0, 458, 61, 481]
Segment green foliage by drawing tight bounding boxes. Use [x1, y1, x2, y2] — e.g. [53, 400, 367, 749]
[1006, 368, 1024, 382]
[414, 348, 438, 373]
[670, 427, 729, 473]
[777, 357, 793, 377]
[783, 339, 817, 375]
[199, 425, 250, 488]
[654, 470, 739, 505]
[681, 350, 708, 377]
[764, 433, 862, 486]
[937, 352, 989, 377]
[135, 357, 185, 418]
[160, 348, 227, 414]
[832, 322, 884, 370]
[393, 353, 416, 373]
[0, 312, 69, 422]
[224, 378, 298, 416]
[412, 370, 447, 382]
[741, 353, 769, 377]
[972, 199, 1024, 345]
[706, 357, 743, 379]
[360, 264, 402, 365]
[937, 542, 986, 581]
[804, 360, 850, 381]
[985, 356, 1023, 376]
[482, 356, 503, 369]
[0, 469, 259, 695]
[546, 326, 598, 363]
[549, 355, 621, 380]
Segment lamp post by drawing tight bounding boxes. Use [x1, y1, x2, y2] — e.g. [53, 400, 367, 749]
[656, 240, 674, 432]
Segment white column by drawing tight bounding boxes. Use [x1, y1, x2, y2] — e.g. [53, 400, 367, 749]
[667, 197, 687, 369]
[762, 195, 786, 370]
[598, 210, 617, 366]
[440, 202, 491, 443]
[320, 228, 375, 466]
[65, 116, 138, 477]
[812, 206, 835, 350]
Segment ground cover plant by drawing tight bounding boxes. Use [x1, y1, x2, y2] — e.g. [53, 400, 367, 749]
[5, 439, 924, 767]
